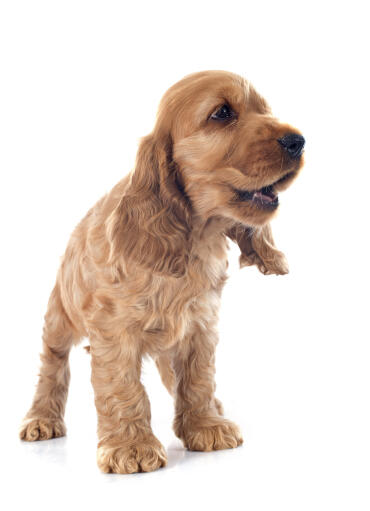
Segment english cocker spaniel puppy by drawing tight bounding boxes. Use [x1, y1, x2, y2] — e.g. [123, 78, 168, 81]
[20, 71, 305, 474]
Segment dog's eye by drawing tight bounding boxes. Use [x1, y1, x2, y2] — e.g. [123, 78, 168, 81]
[210, 104, 235, 121]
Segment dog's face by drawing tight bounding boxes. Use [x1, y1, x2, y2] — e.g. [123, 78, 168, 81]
[155, 70, 305, 227]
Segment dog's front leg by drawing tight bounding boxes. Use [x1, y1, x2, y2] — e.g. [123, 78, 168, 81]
[172, 326, 243, 452]
[90, 332, 167, 474]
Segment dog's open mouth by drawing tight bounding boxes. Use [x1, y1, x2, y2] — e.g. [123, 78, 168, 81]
[234, 172, 295, 209]
[235, 185, 278, 208]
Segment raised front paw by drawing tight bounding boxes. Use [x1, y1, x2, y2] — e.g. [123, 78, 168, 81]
[176, 416, 243, 452]
[240, 249, 289, 275]
[97, 434, 167, 474]
[19, 417, 66, 441]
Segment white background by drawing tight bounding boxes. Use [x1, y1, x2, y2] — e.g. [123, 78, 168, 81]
[1, 1, 369, 510]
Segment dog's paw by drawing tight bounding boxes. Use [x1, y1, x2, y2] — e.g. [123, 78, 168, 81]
[179, 418, 243, 452]
[97, 435, 167, 474]
[19, 417, 66, 441]
[240, 249, 289, 275]
[259, 250, 289, 276]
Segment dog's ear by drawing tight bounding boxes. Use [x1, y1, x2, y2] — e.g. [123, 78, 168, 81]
[226, 223, 289, 275]
[106, 133, 191, 277]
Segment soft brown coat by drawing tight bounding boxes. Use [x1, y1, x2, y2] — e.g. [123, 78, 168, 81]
[20, 71, 304, 474]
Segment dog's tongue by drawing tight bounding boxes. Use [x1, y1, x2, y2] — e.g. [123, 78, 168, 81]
[253, 190, 275, 203]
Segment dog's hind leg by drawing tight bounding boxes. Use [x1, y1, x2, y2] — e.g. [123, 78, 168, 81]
[155, 354, 176, 395]
[20, 282, 81, 441]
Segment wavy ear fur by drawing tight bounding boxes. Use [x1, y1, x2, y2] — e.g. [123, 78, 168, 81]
[227, 223, 289, 275]
[106, 134, 191, 277]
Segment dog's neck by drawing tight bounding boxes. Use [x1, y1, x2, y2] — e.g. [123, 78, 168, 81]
[189, 215, 231, 263]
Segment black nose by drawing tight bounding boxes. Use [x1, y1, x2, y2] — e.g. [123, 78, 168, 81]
[278, 134, 305, 159]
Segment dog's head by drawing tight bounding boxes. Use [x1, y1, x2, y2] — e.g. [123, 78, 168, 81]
[108, 71, 305, 277]
[155, 70, 305, 228]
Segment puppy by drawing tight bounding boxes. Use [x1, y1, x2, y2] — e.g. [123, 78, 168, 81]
[20, 71, 305, 474]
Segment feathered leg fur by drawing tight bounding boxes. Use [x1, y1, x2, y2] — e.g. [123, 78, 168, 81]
[172, 325, 242, 451]
[91, 331, 167, 473]
[20, 284, 80, 441]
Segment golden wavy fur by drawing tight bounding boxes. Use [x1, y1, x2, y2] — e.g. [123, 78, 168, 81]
[20, 71, 305, 474]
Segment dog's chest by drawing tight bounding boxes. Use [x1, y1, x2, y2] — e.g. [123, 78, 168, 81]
[138, 234, 228, 353]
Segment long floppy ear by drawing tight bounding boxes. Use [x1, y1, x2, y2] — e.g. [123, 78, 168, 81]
[226, 223, 289, 275]
[106, 133, 191, 277]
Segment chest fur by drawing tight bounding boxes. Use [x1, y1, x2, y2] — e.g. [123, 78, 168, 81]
[83, 221, 229, 354]
[136, 234, 228, 352]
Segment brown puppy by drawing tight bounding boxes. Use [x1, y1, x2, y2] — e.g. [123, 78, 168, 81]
[20, 71, 305, 474]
